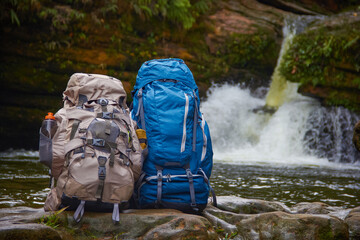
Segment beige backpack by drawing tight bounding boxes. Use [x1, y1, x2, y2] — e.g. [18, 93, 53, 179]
[40, 73, 142, 223]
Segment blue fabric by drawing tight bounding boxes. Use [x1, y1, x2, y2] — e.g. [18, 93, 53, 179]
[139, 175, 210, 206]
[131, 58, 213, 211]
[133, 58, 198, 92]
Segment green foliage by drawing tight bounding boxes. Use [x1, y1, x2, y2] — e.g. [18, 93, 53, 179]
[215, 227, 238, 240]
[279, 21, 360, 110]
[0, 0, 38, 26]
[100, 0, 118, 17]
[10, 9, 20, 26]
[39, 6, 85, 32]
[279, 24, 360, 88]
[129, 0, 213, 29]
[38, 207, 68, 229]
[224, 32, 277, 69]
[0, 0, 215, 45]
[223, 232, 238, 240]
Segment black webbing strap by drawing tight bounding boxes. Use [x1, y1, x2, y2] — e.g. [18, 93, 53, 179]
[156, 169, 162, 208]
[135, 172, 146, 190]
[210, 186, 217, 207]
[186, 168, 198, 211]
[70, 119, 81, 140]
[95, 156, 107, 200]
[133, 172, 146, 209]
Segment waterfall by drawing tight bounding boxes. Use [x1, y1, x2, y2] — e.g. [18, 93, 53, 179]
[201, 17, 360, 166]
[265, 20, 297, 109]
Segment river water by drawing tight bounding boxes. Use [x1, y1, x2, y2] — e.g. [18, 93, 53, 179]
[1, 147, 359, 209]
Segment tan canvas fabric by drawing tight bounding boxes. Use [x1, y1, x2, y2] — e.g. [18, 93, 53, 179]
[45, 73, 142, 210]
[51, 108, 67, 179]
[44, 188, 60, 211]
[63, 73, 127, 108]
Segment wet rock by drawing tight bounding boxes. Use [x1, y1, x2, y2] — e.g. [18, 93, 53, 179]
[353, 121, 360, 152]
[236, 211, 348, 240]
[60, 209, 217, 240]
[345, 206, 360, 240]
[0, 207, 45, 223]
[0, 223, 62, 240]
[204, 196, 351, 240]
[0, 207, 217, 240]
[0, 207, 61, 240]
[215, 195, 291, 214]
[0, 197, 358, 240]
[205, 205, 349, 240]
[291, 202, 351, 220]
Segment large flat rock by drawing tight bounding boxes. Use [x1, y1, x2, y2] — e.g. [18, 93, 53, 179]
[0, 196, 358, 239]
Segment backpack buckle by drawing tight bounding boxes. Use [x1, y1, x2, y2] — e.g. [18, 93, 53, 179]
[102, 112, 114, 119]
[98, 156, 107, 180]
[97, 98, 108, 106]
[98, 166, 106, 180]
[93, 138, 105, 147]
[96, 112, 114, 119]
[157, 170, 162, 180]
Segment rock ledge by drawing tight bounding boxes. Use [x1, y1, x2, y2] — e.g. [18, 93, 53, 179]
[0, 196, 359, 240]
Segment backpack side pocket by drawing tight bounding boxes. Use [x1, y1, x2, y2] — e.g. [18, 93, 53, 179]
[39, 130, 53, 168]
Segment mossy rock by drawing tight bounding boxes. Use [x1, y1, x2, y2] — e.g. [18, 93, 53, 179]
[279, 11, 360, 111]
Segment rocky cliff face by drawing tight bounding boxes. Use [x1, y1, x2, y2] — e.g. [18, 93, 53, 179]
[0, 0, 358, 150]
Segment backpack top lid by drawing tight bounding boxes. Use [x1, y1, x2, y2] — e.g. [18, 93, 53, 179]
[63, 73, 127, 107]
[133, 58, 197, 92]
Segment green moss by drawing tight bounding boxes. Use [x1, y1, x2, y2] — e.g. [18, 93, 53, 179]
[317, 223, 334, 240]
[279, 19, 360, 110]
[224, 32, 279, 71]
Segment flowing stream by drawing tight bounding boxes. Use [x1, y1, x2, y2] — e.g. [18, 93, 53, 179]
[0, 16, 360, 209]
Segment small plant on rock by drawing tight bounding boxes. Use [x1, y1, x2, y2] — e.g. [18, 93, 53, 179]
[38, 206, 68, 229]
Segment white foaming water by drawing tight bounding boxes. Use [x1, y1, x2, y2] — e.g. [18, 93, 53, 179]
[201, 84, 358, 168]
[0, 149, 39, 158]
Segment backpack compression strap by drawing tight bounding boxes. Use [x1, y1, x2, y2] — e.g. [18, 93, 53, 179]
[112, 203, 120, 224]
[156, 168, 163, 207]
[192, 90, 199, 152]
[186, 168, 199, 212]
[199, 168, 217, 207]
[95, 156, 107, 200]
[73, 200, 85, 223]
[135, 88, 146, 131]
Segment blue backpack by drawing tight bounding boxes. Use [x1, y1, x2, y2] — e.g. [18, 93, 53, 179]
[131, 58, 215, 213]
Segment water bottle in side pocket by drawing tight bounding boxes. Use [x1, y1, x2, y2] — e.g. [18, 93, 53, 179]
[39, 112, 58, 168]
